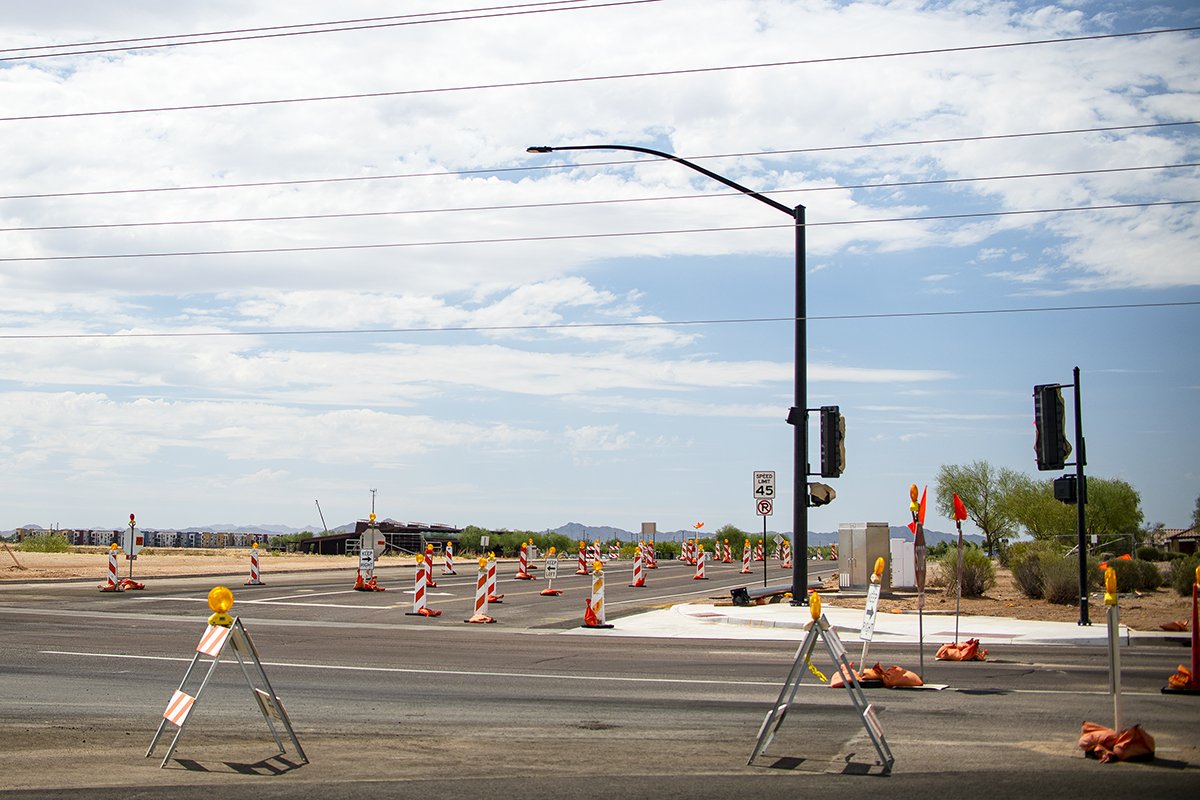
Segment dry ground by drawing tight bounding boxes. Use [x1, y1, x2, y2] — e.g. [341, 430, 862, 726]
[3, 546, 1194, 631]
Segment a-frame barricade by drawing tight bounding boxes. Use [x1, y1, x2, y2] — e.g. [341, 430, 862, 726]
[749, 605, 894, 773]
[146, 616, 307, 769]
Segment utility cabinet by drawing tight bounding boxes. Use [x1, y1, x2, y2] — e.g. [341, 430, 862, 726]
[838, 522, 892, 592]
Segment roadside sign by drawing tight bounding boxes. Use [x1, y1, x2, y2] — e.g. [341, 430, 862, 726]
[480, 535, 490, 548]
[358, 548, 375, 574]
[753, 471, 776, 500]
[861, 582, 882, 641]
[123, 526, 144, 558]
[545, 557, 559, 579]
[756, 499, 773, 517]
[773, 534, 785, 547]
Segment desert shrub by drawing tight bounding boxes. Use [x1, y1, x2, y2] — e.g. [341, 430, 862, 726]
[1011, 552, 1046, 599]
[1107, 558, 1162, 592]
[931, 548, 996, 597]
[1167, 554, 1200, 596]
[1135, 546, 1164, 562]
[1041, 555, 1082, 605]
[18, 532, 71, 553]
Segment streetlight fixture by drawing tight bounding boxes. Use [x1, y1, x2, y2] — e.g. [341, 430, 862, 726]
[526, 143, 812, 603]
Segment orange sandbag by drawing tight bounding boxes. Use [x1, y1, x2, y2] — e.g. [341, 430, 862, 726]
[935, 638, 988, 661]
[1166, 665, 1194, 689]
[1079, 721, 1155, 763]
[1159, 620, 1188, 632]
[877, 663, 924, 687]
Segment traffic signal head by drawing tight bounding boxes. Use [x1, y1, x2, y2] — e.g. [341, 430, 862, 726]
[819, 406, 846, 478]
[1033, 384, 1072, 471]
[808, 482, 836, 506]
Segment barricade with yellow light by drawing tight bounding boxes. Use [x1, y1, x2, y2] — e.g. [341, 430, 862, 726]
[146, 586, 306, 769]
[1163, 563, 1200, 694]
[465, 558, 497, 623]
[581, 560, 614, 629]
[748, 591, 895, 773]
[1078, 567, 1156, 762]
[245, 541, 265, 586]
[407, 553, 442, 618]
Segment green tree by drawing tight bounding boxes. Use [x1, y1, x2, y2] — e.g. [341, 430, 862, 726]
[1006, 475, 1144, 551]
[934, 461, 1020, 555]
[1192, 494, 1200, 530]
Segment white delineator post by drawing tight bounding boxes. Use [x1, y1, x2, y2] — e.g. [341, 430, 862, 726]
[245, 542, 264, 586]
[576, 541, 588, 575]
[99, 543, 122, 592]
[693, 545, 708, 580]
[629, 547, 646, 588]
[486, 553, 504, 603]
[442, 542, 457, 575]
[741, 539, 752, 575]
[407, 554, 441, 618]
[582, 560, 614, 629]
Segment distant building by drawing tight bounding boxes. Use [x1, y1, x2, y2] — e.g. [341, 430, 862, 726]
[1164, 527, 1198, 555]
[298, 519, 459, 556]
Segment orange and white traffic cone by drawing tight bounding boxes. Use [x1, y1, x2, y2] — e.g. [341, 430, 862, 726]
[781, 540, 792, 569]
[722, 539, 732, 564]
[98, 544, 122, 592]
[245, 542, 265, 586]
[442, 542, 457, 575]
[407, 554, 442, 618]
[645, 541, 657, 569]
[515, 543, 534, 580]
[424, 544, 438, 588]
[486, 553, 504, 603]
[575, 541, 588, 575]
[628, 547, 646, 588]
[740, 539, 752, 574]
[582, 560, 614, 629]
[754, 540, 764, 561]
[693, 545, 708, 580]
[465, 558, 496, 623]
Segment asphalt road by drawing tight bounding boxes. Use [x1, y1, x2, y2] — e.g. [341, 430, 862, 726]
[1, 559, 1197, 799]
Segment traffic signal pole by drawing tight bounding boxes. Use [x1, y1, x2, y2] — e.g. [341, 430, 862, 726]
[1072, 367, 1089, 626]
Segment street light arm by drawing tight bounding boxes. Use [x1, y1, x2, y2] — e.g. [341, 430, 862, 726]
[526, 144, 796, 217]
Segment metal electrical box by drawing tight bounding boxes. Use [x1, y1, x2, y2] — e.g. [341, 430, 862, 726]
[838, 522, 892, 592]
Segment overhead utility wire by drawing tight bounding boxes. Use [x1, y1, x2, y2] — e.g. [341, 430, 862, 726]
[0, 1, 597, 54]
[1, 200, 1193, 264]
[3, 26, 1196, 122]
[2, 301, 1196, 342]
[4, 120, 1195, 202]
[5, 162, 1194, 234]
[0, 1, 656, 62]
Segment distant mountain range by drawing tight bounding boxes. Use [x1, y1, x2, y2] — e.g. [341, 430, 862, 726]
[5, 520, 984, 548]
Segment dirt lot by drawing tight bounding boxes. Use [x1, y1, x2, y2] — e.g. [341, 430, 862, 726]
[3, 547, 1194, 632]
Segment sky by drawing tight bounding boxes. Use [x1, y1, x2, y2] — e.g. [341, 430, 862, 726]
[1, 0, 1197, 537]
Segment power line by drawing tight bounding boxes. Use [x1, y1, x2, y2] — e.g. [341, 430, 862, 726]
[4, 120, 1195, 202]
[2, 301, 1195, 342]
[3, 26, 1196, 123]
[1, 199, 1193, 264]
[0, 1, 656, 62]
[3, 162, 1194, 233]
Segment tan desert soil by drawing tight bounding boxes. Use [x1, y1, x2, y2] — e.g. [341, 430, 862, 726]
[3, 547, 1194, 632]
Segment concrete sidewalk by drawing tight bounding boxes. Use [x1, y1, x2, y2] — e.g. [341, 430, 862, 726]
[566, 600, 1182, 646]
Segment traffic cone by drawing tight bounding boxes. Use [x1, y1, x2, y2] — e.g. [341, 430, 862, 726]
[245, 542, 265, 586]
[465, 558, 496, 624]
[98, 544, 123, 592]
[1164, 565, 1200, 693]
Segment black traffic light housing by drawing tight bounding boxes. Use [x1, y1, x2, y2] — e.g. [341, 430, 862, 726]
[808, 482, 836, 506]
[819, 405, 845, 478]
[1033, 384, 1072, 471]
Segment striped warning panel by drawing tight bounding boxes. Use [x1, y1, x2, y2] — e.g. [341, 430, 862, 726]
[163, 690, 195, 727]
[196, 624, 231, 657]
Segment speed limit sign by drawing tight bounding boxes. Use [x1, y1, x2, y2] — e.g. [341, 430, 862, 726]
[757, 499, 773, 516]
[753, 471, 775, 500]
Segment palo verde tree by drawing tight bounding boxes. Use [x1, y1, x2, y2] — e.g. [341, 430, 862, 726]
[934, 460, 1021, 555]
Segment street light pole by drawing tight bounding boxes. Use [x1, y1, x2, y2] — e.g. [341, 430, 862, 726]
[526, 144, 810, 603]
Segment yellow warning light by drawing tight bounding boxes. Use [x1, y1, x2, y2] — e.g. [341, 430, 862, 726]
[426, 543, 434, 552]
[369, 513, 376, 522]
[110, 542, 119, 551]
[910, 501, 919, 514]
[592, 560, 603, 573]
[548, 546, 557, 555]
[873, 557, 886, 579]
[910, 483, 919, 503]
[478, 557, 487, 569]
[698, 544, 705, 552]
[488, 552, 496, 561]
[251, 541, 258, 550]
[810, 592, 821, 620]
[1104, 567, 1118, 606]
[1194, 564, 1200, 587]
[579, 540, 585, 547]
[207, 586, 235, 627]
